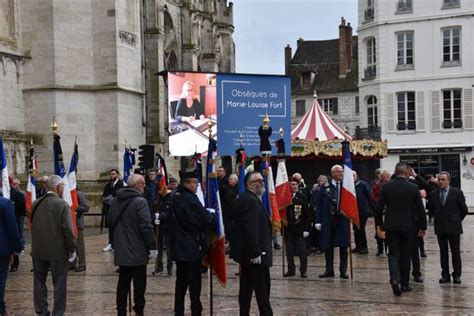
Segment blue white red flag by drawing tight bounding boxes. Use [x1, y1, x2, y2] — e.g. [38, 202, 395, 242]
[53, 134, 77, 237]
[192, 152, 205, 206]
[203, 139, 226, 287]
[340, 141, 359, 227]
[26, 146, 38, 211]
[68, 142, 79, 215]
[236, 148, 246, 194]
[261, 159, 281, 233]
[0, 137, 10, 199]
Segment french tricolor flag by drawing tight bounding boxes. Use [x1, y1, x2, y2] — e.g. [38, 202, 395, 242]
[26, 146, 38, 211]
[340, 141, 359, 227]
[0, 137, 10, 199]
[68, 142, 79, 218]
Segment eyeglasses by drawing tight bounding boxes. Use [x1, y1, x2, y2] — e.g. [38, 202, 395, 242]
[250, 179, 264, 184]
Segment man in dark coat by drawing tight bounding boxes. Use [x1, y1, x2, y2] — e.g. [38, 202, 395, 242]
[102, 169, 124, 252]
[374, 162, 426, 296]
[429, 171, 468, 284]
[9, 178, 25, 272]
[230, 171, 273, 316]
[0, 194, 22, 316]
[169, 170, 214, 316]
[352, 171, 371, 255]
[315, 165, 350, 279]
[107, 174, 156, 316]
[284, 177, 311, 278]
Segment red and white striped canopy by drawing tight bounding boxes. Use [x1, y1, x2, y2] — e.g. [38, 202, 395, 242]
[291, 98, 352, 141]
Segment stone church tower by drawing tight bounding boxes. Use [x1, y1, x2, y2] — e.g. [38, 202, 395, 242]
[0, 0, 235, 180]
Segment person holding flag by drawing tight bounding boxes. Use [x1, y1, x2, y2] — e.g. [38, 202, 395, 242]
[315, 164, 350, 279]
[169, 169, 214, 316]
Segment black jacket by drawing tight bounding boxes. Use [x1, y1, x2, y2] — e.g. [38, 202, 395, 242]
[375, 177, 427, 232]
[10, 189, 26, 218]
[286, 192, 310, 236]
[107, 188, 156, 266]
[229, 189, 273, 267]
[169, 185, 214, 262]
[355, 180, 372, 217]
[429, 187, 468, 235]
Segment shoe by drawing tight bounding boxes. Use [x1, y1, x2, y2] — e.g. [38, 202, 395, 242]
[413, 275, 423, 283]
[102, 244, 113, 252]
[300, 272, 307, 278]
[439, 276, 450, 284]
[68, 266, 76, 271]
[9, 267, 17, 273]
[115, 268, 120, 273]
[420, 252, 427, 258]
[358, 249, 368, 255]
[340, 273, 349, 279]
[234, 272, 240, 276]
[391, 283, 402, 296]
[351, 248, 359, 254]
[283, 271, 295, 277]
[167, 270, 172, 276]
[376, 250, 383, 257]
[318, 271, 335, 278]
[273, 244, 281, 250]
[401, 285, 413, 292]
[75, 266, 86, 272]
[453, 277, 461, 284]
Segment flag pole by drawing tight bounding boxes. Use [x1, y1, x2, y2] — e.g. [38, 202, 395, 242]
[278, 128, 286, 277]
[207, 119, 214, 316]
[349, 221, 354, 281]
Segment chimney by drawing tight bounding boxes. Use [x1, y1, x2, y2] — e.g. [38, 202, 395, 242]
[285, 44, 292, 75]
[339, 17, 347, 78]
[345, 22, 353, 73]
[297, 37, 304, 47]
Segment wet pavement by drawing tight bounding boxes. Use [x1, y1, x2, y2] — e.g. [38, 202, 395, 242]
[5, 216, 474, 315]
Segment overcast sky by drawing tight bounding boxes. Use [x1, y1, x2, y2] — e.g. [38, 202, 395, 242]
[233, 0, 358, 75]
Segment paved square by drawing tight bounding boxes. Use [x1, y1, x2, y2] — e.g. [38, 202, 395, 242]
[5, 216, 474, 315]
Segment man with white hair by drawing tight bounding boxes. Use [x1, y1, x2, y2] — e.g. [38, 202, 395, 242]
[31, 175, 76, 316]
[315, 165, 350, 279]
[108, 174, 157, 316]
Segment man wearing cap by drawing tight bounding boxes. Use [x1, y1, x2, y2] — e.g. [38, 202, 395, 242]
[169, 170, 214, 316]
[230, 171, 273, 316]
[284, 177, 311, 278]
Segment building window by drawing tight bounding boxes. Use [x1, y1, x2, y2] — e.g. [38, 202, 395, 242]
[355, 96, 360, 115]
[364, 0, 375, 21]
[442, 0, 460, 9]
[396, 0, 413, 13]
[397, 32, 414, 68]
[442, 89, 462, 128]
[367, 96, 378, 128]
[397, 92, 416, 130]
[295, 99, 306, 117]
[364, 38, 376, 79]
[300, 72, 314, 87]
[319, 98, 338, 115]
[442, 27, 461, 65]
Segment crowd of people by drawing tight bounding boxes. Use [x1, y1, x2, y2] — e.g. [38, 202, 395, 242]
[0, 160, 469, 315]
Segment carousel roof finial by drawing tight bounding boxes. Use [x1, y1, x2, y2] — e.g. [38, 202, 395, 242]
[313, 90, 318, 98]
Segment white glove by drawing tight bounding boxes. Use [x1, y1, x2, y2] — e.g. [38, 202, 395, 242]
[148, 250, 158, 259]
[303, 231, 310, 238]
[250, 255, 262, 265]
[68, 251, 77, 263]
[206, 208, 216, 214]
[315, 223, 322, 231]
[154, 213, 160, 225]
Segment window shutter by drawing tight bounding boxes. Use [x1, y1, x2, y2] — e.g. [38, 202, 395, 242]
[431, 91, 441, 131]
[332, 98, 338, 115]
[463, 88, 473, 130]
[386, 93, 395, 133]
[416, 91, 425, 131]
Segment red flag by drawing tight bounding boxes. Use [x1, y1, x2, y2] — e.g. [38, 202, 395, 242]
[340, 142, 359, 227]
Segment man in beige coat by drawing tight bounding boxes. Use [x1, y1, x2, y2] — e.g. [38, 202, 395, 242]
[31, 175, 76, 316]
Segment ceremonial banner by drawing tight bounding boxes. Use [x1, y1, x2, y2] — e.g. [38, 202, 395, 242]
[0, 137, 10, 199]
[123, 146, 134, 184]
[261, 160, 281, 233]
[340, 141, 359, 227]
[235, 147, 246, 194]
[204, 139, 227, 287]
[68, 142, 79, 215]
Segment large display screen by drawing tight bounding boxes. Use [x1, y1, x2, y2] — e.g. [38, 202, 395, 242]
[167, 72, 291, 156]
